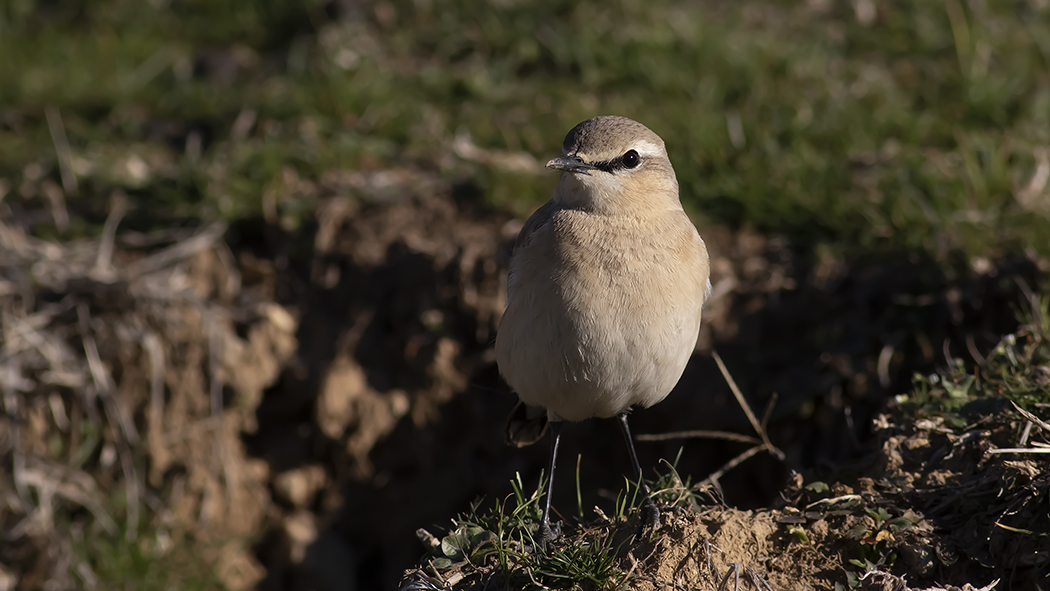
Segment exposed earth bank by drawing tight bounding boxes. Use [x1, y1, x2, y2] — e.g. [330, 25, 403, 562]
[1, 188, 1046, 590]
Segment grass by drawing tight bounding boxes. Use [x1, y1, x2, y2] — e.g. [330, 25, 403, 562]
[2, 0, 1050, 259]
[407, 453, 734, 590]
[648, 449, 709, 513]
[74, 527, 223, 591]
[899, 289, 1050, 419]
[409, 471, 635, 590]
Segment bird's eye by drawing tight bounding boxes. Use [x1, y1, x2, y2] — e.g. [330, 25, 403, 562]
[622, 149, 640, 169]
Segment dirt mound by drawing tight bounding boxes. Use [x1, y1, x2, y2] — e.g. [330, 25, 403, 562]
[404, 388, 1048, 590]
[3, 185, 1046, 590]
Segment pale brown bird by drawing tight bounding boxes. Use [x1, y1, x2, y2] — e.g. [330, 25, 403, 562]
[495, 115, 712, 546]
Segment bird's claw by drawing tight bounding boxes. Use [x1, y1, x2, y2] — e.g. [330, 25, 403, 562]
[717, 563, 774, 591]
[536, 520, 562, 552]
[637, 496, 660, 538]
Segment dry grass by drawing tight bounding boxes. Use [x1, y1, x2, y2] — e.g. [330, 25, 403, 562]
[0, 211, 296, 589]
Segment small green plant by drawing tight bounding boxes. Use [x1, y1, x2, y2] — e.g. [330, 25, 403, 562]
[409, 471, 637, 590]
[844, 507, 925, 582]
[898, 292, 1050, 419]
[535, 532, 627, 591]
[804, 481, 830, 494]
[787, 524, 809, 544]
[430, 525, 500, 571]
[649, 448, 704, 511]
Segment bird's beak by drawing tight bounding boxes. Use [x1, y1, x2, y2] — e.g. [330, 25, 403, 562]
[546, 155, 596, 175]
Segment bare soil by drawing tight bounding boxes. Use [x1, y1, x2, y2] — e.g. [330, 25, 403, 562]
[624, 403, 1050, 590]
[1, 185, 1046, 590]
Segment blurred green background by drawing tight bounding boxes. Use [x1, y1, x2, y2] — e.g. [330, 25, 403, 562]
[4, 0, 1049, 258]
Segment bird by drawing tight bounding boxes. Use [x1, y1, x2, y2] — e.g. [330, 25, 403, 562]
[495, 115, 712, 547]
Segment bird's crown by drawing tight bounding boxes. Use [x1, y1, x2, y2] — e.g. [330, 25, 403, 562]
[560, 116, 667, 171]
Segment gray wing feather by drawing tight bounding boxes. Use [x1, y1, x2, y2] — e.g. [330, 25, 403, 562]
[506, 200, 557, 300]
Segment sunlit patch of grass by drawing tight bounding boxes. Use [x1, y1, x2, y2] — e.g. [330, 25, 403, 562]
[534, 534, 626, 591]
[648, 448, 706, 513]
[899, 288, 1050, 419]
[406, 472, 635, 590]
[74, 526, 223, 591]
[2, 0, 1049, 260]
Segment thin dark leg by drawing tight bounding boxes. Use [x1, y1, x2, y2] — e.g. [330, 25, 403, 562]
[617, 412, 646, 486]
[618, 412, 660, 534]
[538, 420, 562, 548]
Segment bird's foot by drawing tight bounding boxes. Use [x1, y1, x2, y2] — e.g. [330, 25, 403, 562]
[718, 563, 774, 591]
[536, 520, 561, 552]
[637, 496, 660, 538]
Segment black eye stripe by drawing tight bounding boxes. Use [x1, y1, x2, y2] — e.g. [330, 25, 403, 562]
[590, 150, 642, 173]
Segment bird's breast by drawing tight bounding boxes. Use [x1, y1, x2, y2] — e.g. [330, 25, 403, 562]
[496, 209, 709, 421]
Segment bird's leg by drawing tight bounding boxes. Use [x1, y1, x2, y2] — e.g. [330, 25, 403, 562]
[617, 412, 660, 535]
[537, 420, 562, 549]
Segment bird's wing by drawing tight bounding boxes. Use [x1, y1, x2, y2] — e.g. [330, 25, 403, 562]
[513, 199, 557, 252]
[506, 200, 557, 300]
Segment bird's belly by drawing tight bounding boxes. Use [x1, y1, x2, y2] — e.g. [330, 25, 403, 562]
[496, 271, 701, 422]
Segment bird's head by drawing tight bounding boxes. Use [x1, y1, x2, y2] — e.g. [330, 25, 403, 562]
[546, 115, 680, 212]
